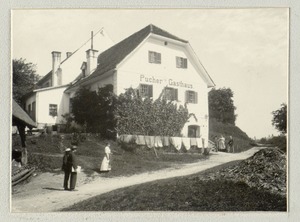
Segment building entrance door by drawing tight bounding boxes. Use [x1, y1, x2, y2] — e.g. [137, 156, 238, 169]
[188, 125, 200, 138]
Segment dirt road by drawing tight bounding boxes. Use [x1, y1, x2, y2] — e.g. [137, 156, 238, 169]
[11, 147, 263, 212]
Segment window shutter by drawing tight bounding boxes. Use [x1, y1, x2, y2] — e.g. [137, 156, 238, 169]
[184, 58, 188, 68]
[176, 57, 180, 68]
[195, 92, 198, 104]
[148, 51, 150, 62]
[157, 53, 161, 64]
[185, 91, 189, 103]
[175, 88, 178, 101]
[149, 85, 153, 97]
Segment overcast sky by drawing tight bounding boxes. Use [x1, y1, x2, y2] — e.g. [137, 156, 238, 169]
[12, 8, 288, 139]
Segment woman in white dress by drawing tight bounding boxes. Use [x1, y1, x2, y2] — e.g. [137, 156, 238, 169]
[218, 135, 226, 151]
[100, 143, 111, 172]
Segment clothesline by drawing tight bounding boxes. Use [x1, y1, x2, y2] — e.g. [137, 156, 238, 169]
[118, 134, 208, 151]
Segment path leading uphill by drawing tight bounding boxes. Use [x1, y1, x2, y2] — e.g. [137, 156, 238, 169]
[11, 147, 263, 212]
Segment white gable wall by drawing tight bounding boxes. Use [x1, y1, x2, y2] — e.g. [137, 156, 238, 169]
[35, 86, 69, 127]
[116, 36, 210, 142]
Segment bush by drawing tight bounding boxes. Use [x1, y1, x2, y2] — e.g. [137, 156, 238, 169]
[267, 136, 286, 152]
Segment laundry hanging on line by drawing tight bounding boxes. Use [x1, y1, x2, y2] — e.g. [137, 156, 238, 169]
[182, 137, 191, 150]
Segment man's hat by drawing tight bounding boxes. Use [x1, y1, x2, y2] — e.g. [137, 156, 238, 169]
[71, 146, 77, 150]
[65, 148, 71, 152]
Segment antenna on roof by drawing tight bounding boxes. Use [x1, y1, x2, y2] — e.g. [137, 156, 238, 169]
[91, 31, 94, 50]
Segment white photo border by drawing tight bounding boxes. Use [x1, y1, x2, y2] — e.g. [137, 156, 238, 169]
[1, 0, 299, 221]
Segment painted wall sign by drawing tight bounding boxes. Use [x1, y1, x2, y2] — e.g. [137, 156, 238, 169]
[139, 74, 193, 89]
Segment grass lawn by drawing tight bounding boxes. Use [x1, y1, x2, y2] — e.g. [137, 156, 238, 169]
[62, 160, 286, 211]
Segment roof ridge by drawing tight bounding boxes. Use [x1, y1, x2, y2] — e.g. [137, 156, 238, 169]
[149, 24, 188, 43]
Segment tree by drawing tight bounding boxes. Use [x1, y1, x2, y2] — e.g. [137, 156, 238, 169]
[115, 88, 189, 136]
[208, 87, 236, 124]
[71, 85, 117, 138]
[272, 103, 287, 134]
[13, 58, 40, 105]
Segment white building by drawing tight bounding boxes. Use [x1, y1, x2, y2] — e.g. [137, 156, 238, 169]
[24, 24, 215, 142]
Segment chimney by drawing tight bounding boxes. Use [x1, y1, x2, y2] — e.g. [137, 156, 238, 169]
[51, 51, 61, 87]
[86, 49, 98, 76]
[85, 31, 99, 76]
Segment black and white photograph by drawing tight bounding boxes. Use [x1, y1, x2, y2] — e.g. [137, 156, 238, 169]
[10, 8, 289, 213]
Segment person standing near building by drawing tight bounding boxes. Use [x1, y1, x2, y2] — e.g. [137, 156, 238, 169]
[62, 146, 78, 191]
[100, 143, 111, 173]
[228, 136, 234, 153]
[69, 146, 78, 191]
[218, 135, 226, 152]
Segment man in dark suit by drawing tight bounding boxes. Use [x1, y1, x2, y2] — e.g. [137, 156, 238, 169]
[62, 146, 78, 191]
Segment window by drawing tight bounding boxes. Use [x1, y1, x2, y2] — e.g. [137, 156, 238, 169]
[49, 104, 58, 117]
[69, 98, 74, 113]
[176, 56, 188, 69]
[164, 87, 178, 101]
[139, 84, 153, 98]
[188, 125, 200, 138]
[32, 102, 36, 121]
[185, 90, 198, 104]
[27, 104, 31, 114]
[148, 51, 161, 64]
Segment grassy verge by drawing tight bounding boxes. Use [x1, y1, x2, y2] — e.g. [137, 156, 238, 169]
[62, 160, 286, 211]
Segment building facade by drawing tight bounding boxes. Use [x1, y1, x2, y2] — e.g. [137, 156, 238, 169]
[24, 24, 215, 144]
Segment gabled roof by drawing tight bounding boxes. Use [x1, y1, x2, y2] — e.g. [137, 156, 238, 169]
[67, 24, 189, 89]
[12, 99, 37, 128]
[96, 24, 187, 75]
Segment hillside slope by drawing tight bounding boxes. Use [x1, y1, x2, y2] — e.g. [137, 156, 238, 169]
[209, 118, 253, 153]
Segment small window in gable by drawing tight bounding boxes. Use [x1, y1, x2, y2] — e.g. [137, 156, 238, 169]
[164, 87, 178, 101]
[49, 104, 58, 117]
[148, 51, 161, 64]
[176, 56, 188, 69]
[139, 84, 153, 98]
[185, 90, 198, 104]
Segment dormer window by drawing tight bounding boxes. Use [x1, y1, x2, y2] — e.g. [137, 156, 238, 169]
[81, 62, 87, 77]
[148, 51, 161, 64]
[176, 56, 188, 69]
